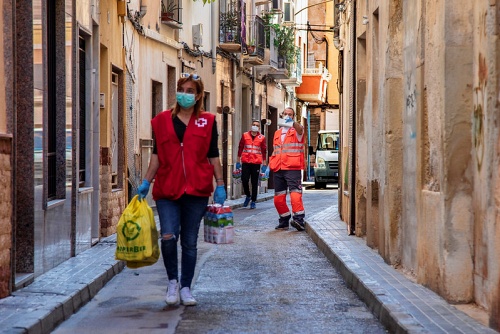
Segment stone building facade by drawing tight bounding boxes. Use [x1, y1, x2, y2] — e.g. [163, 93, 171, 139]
[337, 0, 500, 329]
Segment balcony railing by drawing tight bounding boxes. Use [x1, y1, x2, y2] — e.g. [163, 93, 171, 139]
[243, 16, 265, 65]
[279, 61, 302, 86]
[244, 16, 265, 57]
[219, 0, 242, 52]
[304, 61, 330, 78]
[220, 11, 241, 44]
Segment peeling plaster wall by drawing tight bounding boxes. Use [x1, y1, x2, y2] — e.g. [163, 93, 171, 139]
[342, 0, 500, 327]
[367, 0, 495, 316]
[365, 4, 382, 255]
[377, 1, 404, 264]
[405, 0, 475, 302]
[360, 1, 405, 266]
[401, 0, 423, 273]
[441, 0, 474, 302]
[355, 29, 368, 238]
[471, 1, 500, 328]
[416, 0, 446, 293]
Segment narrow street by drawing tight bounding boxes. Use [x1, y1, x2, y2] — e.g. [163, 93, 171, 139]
[53, 189, 386, 334]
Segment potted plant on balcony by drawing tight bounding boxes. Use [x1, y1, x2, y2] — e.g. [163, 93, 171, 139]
[220, 10, 239, 43]
[273, 24, 299, 71]
[247, 39, 256, 54]
[161, 0, 178, 21]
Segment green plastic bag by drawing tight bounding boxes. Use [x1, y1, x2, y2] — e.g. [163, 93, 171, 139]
[115, 195, 159, 268]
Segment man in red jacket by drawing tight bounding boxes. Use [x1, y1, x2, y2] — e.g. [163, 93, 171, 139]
[268, 107, 305, 231]
[237, 120, 267, 209]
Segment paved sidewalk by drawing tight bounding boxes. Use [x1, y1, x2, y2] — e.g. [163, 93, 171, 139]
[0, 192, 274, 334]
[1, 190, 497, 334]
[306, 206, 497, 334]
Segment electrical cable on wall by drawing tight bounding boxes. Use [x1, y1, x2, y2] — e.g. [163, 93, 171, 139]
[181, 42, 212, 58]
[127, 8, 145, 36]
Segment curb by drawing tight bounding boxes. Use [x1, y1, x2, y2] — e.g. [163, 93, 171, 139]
[306, 225, 418, 334]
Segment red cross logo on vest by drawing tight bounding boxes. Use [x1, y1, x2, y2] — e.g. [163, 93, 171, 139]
[195, 118, 208, 127]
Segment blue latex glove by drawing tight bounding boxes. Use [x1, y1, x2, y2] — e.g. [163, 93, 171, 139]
[264, 167, 270, 179]
[214, 185, 226, 205]
[285, 116, 294, 123]
[137, 179, 150, 200]
[261, 165, 267, 173]
[236, 162, 241, 169]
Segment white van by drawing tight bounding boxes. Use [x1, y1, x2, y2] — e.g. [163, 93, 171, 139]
[311, 130, 339, 189]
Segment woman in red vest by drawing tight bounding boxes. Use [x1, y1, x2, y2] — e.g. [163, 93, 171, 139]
[137, 73, 226, 306]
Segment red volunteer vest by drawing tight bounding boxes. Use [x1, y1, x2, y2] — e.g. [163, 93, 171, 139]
[241, 132, 265, 164]
[151, 110, 215, 200]
[269, 127, 305, 172]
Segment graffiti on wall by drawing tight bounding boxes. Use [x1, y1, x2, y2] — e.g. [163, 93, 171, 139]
[473, 53, 486, 171]
[405, 74, 417, 139]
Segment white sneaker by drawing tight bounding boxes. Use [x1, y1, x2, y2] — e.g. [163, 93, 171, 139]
[180, 287, 197, 306]
[165, 279, 179, 305]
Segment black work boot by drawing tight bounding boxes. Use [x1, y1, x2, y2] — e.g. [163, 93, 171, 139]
[290, 219, 305, 231]
[275, 216, 291, 230]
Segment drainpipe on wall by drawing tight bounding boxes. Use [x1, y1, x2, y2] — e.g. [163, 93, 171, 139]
[349, 1, 356, 235]
[211, 1, 218, 74]
[251, 67, 256, 120]
[307, 109, 311, 180]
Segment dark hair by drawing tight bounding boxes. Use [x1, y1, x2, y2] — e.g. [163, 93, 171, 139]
[284, 107, 295, 116]
[173, 75, 205, 118]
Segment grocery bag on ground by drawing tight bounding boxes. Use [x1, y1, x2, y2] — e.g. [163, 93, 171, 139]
[115, 195, 160, 268]
[204, 204, 234, 244]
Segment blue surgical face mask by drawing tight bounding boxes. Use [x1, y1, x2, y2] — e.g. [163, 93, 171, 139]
[176, 92, 196, 109]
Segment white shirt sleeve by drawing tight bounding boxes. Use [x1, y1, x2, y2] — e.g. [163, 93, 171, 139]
[296, 131, 304, 142]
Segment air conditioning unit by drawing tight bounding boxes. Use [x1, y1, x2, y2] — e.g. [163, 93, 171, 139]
[192, 24, 203, 47]
[283, 1, 294, 24]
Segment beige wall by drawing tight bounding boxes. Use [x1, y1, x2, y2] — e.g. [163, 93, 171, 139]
[339, 0, 500, 329]
[471, 1, 500, 329]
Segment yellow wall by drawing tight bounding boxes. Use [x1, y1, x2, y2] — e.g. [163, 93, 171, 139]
[99, 0, 125, 148]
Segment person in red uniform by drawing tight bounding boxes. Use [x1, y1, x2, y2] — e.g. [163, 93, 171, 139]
[236, 120, 267, 209]
[269, 107, 306, 231]
[137, 73, 226, 306]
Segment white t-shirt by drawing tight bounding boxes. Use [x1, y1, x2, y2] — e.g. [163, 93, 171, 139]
[280, 126, 304, 143]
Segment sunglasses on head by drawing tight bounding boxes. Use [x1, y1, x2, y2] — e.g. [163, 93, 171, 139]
[180, 73, 201, 80]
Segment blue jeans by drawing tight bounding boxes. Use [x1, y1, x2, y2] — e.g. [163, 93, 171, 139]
[156, 194, 209, 289]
